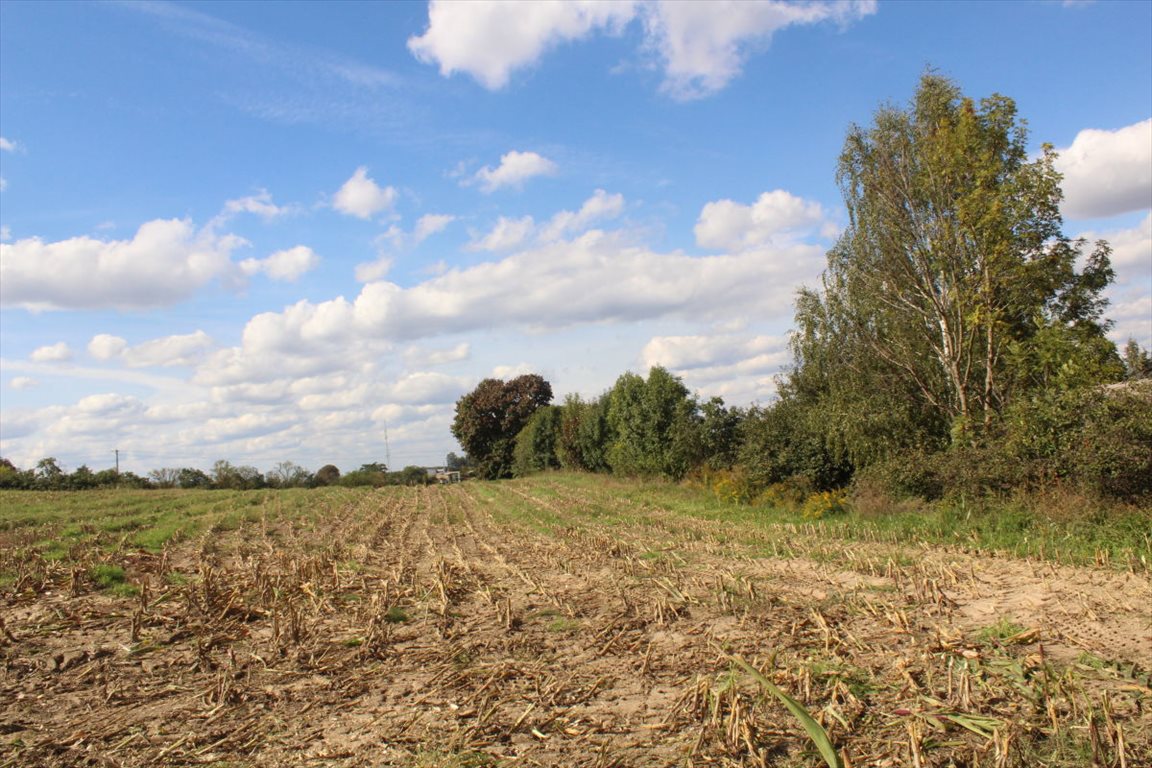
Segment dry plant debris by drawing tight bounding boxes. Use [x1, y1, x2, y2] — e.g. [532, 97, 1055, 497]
[1, 478, 1149, 767]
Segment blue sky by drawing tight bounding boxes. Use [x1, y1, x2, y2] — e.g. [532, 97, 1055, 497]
[2, 0, 1149, 475]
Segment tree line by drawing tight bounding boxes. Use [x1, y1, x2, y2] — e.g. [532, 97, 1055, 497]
[455, 75, 1152, 507]
[0, 457, 438, 491]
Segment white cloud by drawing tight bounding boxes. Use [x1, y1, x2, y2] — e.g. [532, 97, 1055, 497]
[408, 0, 875, 99]
[355, 256, 394, 283]
[539, 189, 625, 241]
[87, 331, 215, 367]
[472, 151, 557, 192]
[239, 245, 320, 282]
[30, 342, 72, 363]
[205, 228, 822, 385]
[333, 167, 398, 219]
[645, 1, 876, 100]
[1055, 119, 1152, 220]
[0, 137, 18, 152]
[408, 0, 636, 89]
[413, 213, 456, 244]
[0, 226, 10, 242]
[0, 178, 7, 192]
[404, 342, 471, 368]
[695, 189, 828, 251]
[0, 219, 246, 310]
[224, 189, 293, 219]
[470, 190, 625, 250]
[1077, 213, 1152, 349]
[469, 215, 535, 252]
[88, 334, 129, 360]
[9, 376, 39, 390]
[125, 332, 215, 368]
[641, 333, 788, 370]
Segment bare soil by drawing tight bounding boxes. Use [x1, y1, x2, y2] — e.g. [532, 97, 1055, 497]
[2, 482, 1149, 767]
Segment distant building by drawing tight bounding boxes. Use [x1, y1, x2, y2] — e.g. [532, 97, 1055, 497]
[425, 467, 461, 484]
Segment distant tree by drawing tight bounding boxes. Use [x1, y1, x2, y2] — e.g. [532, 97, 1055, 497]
[512, 405, 562, 477]
[93, 468, 122, 487]
[606, 367, 700, 480]
[34, 457, 65, 489]
[68, 465, 97, 490]
[267, 461, 311, 488]
[452, 374, 553, 479]
[0, 458, 31, 489]
[698, 397, 744, 471]
[1124, 339, 1152, 380]
[445, 452, 468, 471]
[359, 462, 388, 473]
[212, 460, 264, 490]
[149, 467, 181, 488]
[314, 464, 341, 486]
[177, 467, 212, 489]
[397, 465, 431, 486]
[556, 393, 613, 473]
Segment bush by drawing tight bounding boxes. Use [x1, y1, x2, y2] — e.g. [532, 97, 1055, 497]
[754, 475, 814, 512]
[1065, 383, 1152, 501]
[801, 490, 850, 519]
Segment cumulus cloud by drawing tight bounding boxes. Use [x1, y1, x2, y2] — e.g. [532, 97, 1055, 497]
[470, 190, 624, 250]
[9, 376, 39, 390]
[333, 167, 397, 219]
[413, 214, 456, 244]
[30, 342, 72, 363]
[645, 1, 876, 99]
[0, 137, 18, 152]
[472, 151, 557, 192]
[1055, 119, 1152, 220]
[408, 0, 635, 89]
[539, 189, 625, 242]
[223, 189, 294, 219]
[197, 227, 823, 395]
[0, 219, 246, 310]
[469, 215, 536, 251]
[696, 189, 828, 251]
[88, 334, 129, 360]
[404, 342, 471, 368]
[87, 331, 215, 367]
[355, 256, 394, 283]
[409, 0, 875, 99]
[641, 333, 788, 371]
[239, 245, 320, 282]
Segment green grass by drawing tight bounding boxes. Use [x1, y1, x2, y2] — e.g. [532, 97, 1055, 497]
[504, 472, 1151, 571]
[91, 563, 127, 588]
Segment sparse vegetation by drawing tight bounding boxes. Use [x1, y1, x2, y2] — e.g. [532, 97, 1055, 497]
[1, 478, 1148, 767]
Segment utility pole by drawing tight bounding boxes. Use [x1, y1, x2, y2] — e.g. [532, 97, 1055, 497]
[114, 449, 120, 476]
[383, 422, 392, 472]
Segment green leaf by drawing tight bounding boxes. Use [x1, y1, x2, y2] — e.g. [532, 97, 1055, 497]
[730, 655, 844, 768]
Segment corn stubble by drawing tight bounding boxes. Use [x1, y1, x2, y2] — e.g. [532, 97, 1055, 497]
[0, 478, 1147, 767]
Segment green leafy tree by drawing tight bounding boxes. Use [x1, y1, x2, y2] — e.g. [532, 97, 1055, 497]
[176, 467, 212, 489]
[1123, 339, 1152, 380]
[314, 464, 341, 486]
[451, 374, 553, 479]
[606, 366, 700, 479]
[556, 393, 613, 472]
[512, 405, 562, 476]
[791, 74, 1119, 465]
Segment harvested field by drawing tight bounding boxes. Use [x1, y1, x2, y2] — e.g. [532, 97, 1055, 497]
[1, 475, 1150, 767]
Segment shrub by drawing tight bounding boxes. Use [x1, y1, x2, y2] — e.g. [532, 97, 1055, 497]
[801, 490, 850, 519]
[755, 475, 814, 512]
